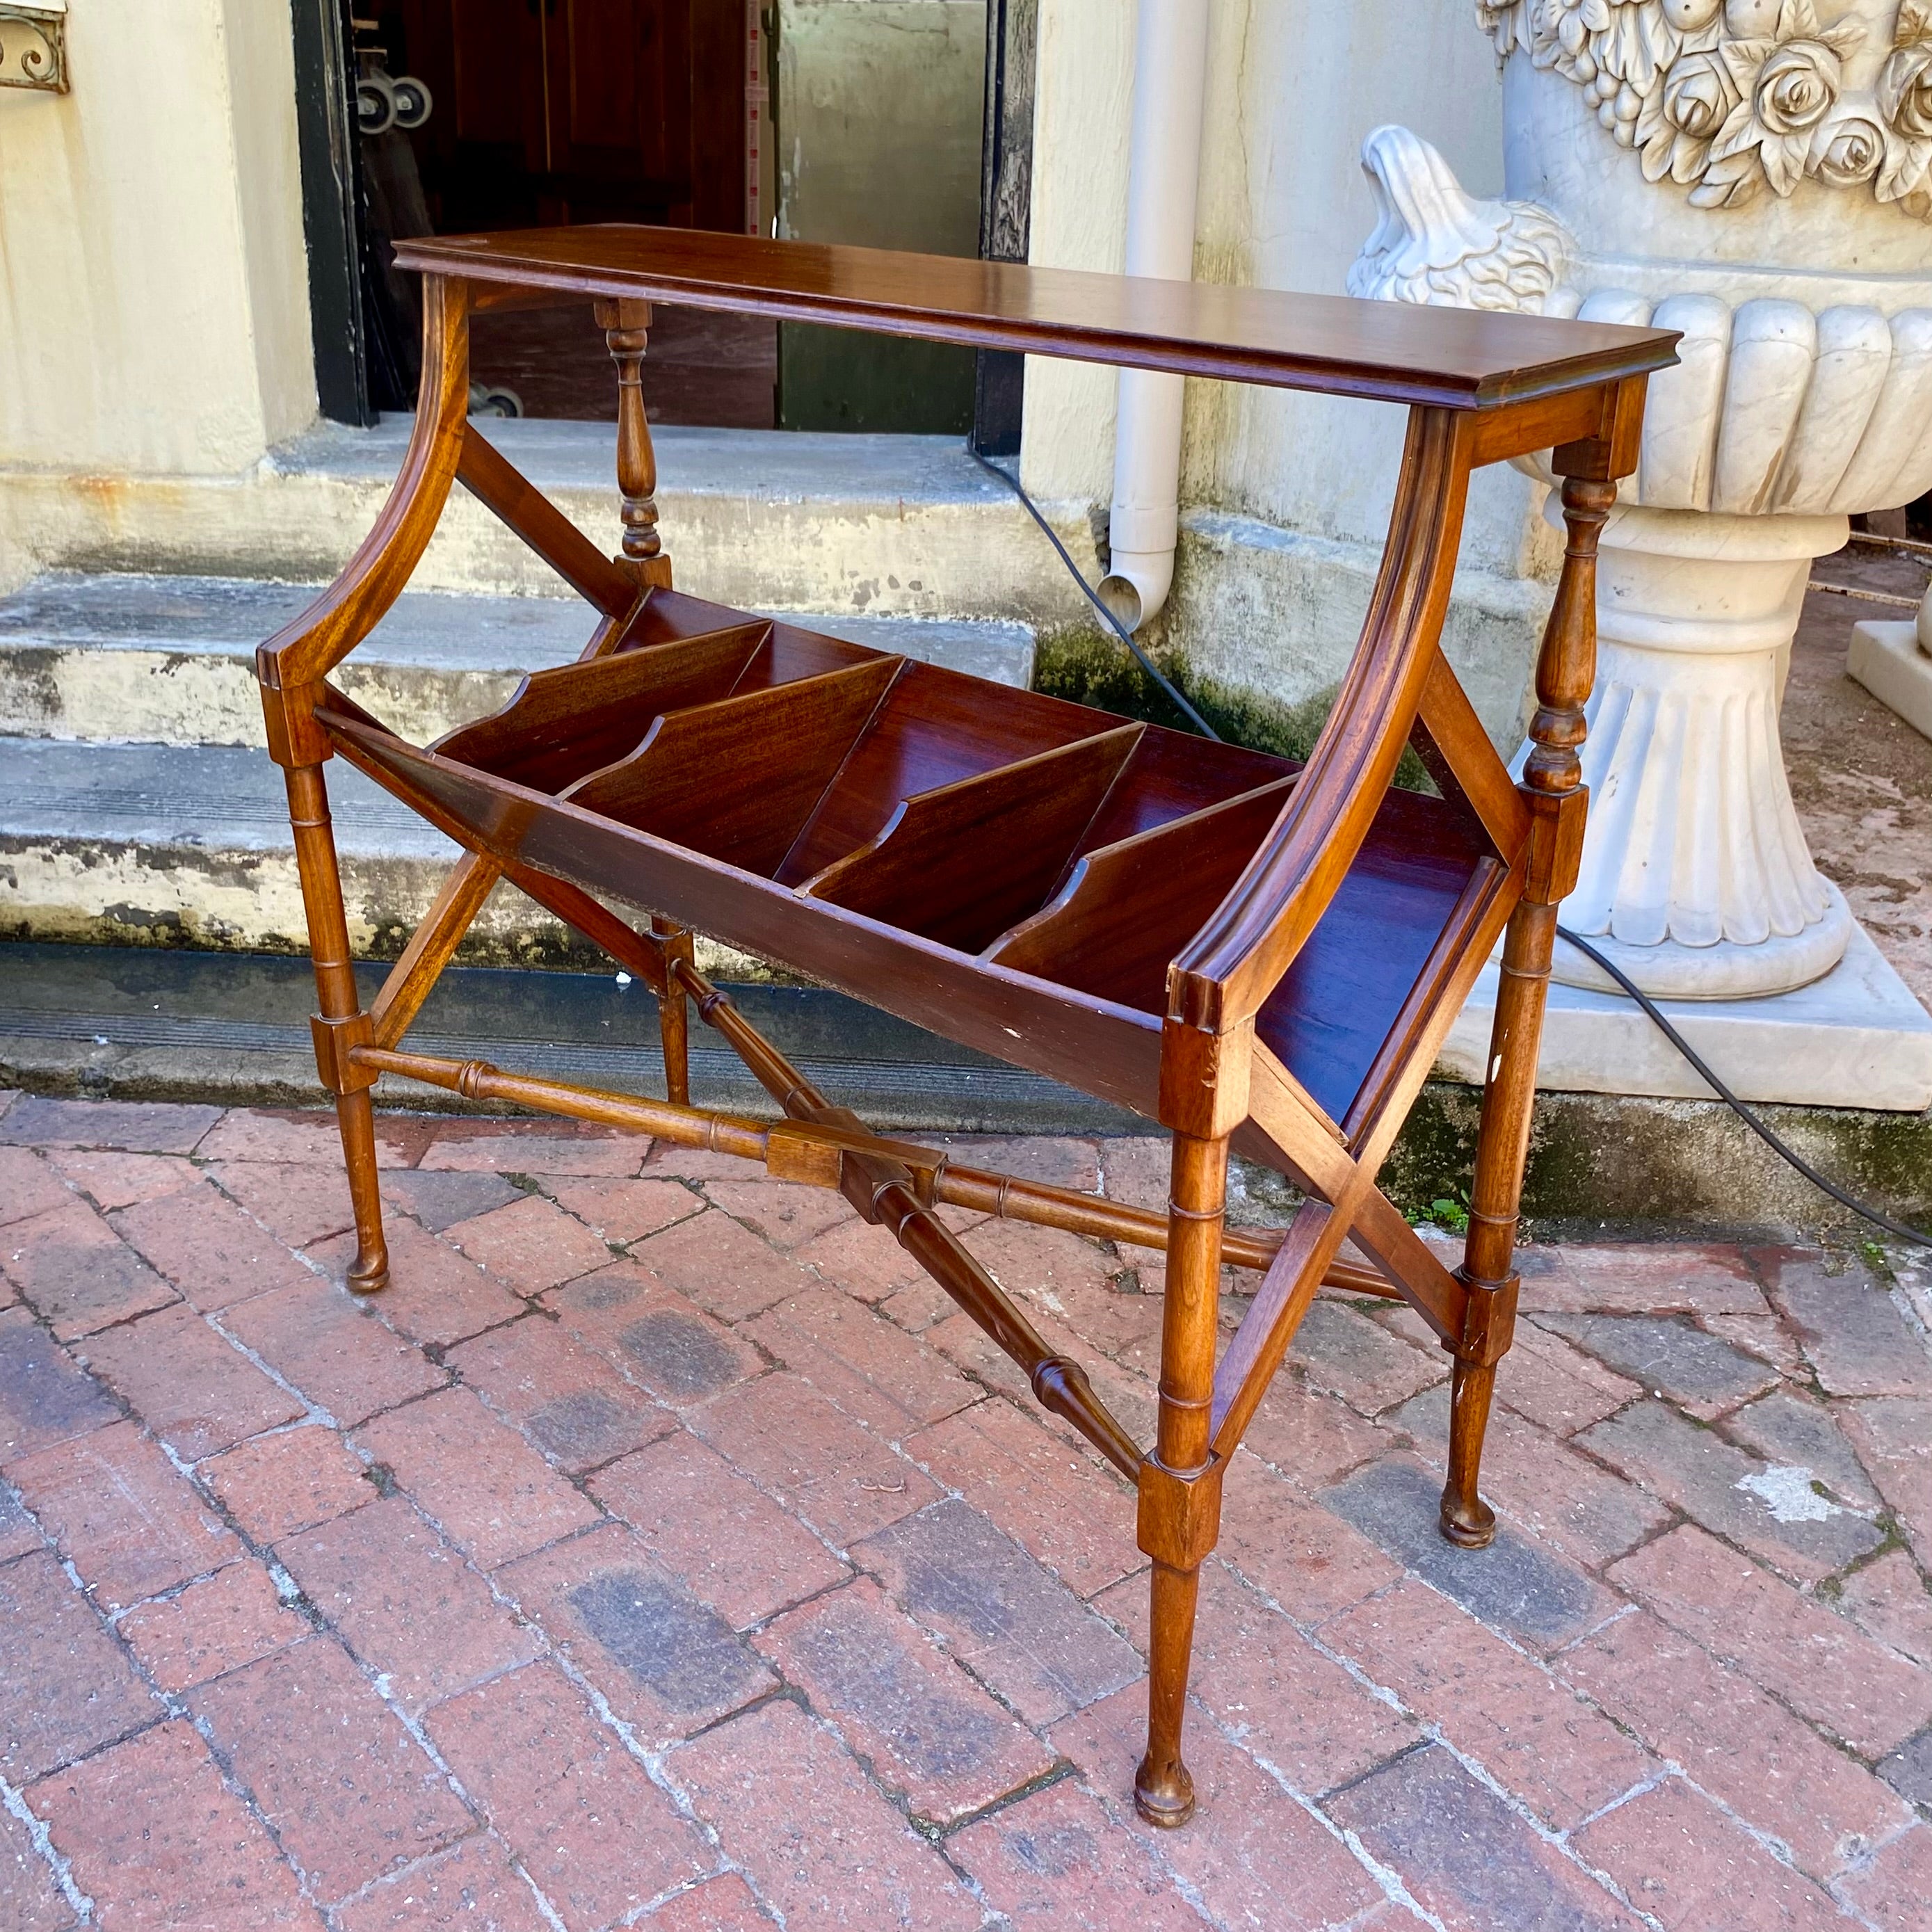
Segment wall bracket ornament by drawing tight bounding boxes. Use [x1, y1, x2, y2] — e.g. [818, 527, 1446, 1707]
[0, 1, 67, 93]
[1476, 0, 1932, 217]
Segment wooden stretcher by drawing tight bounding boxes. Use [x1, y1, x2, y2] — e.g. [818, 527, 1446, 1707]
[254, 225, 1676, 1826]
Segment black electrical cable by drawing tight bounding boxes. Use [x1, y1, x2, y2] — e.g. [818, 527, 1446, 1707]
[979, 437, 1928, 1248]
[1557, 925, 1932, 1249]
[970, 446, 1223, 742]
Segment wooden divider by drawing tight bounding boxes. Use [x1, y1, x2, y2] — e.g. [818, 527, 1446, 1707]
[565, 656, 906, 874]
[802, 724, 1147, 951]
[987, 776, 1301, 1009]
[433, 622, 773, 791]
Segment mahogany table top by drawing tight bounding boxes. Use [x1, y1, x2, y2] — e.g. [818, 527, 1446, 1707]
[395, 225, 1679, 412]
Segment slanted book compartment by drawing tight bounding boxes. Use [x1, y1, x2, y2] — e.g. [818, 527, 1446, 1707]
[325, 590, 1505, 1128]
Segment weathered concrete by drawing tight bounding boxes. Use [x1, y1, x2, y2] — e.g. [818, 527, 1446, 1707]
[0, 738, 771, 979]
[0, 942, 1125, 1134]
[0, 570, 1035, 748]
[0, 419, 1100, 620]
[1169, 508, 1545, 752]
[1442, 927, 1932, 1114]
[0, 418, 1554, 752]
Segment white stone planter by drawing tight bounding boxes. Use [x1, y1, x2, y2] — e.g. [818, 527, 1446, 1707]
[1353, 0, 1932, 1002]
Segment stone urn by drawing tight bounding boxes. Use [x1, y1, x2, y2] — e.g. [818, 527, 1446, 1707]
[1352, 0, 1932, 999]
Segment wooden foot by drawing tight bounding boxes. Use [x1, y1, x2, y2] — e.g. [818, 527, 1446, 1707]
[1134, 1127, 1230, 1829]
[336, 1086, 390, 1294]
[1440, 1354, 1498, 1547]
[1134, 1559, 1202, 1828]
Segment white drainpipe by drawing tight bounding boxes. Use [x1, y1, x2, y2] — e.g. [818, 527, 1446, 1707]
[1097, 0, 1212, 634]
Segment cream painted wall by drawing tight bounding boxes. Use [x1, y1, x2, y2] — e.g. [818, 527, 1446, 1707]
[1021, 0, 1545, 579]
[0, 0, 316, 477]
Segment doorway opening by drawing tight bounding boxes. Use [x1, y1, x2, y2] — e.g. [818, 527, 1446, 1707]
[316, 1, 778, 427]
[293, 3, 1035, 442]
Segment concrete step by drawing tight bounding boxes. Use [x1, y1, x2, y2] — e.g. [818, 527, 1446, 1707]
[0, 734, 824, 979]
[0, 736, 479, 958]
[1, 418, 1099, 632]
[0, 570, 1036, 748]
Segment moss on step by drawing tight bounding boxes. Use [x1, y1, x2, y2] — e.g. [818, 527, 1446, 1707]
[1032, 627, 1435, 791]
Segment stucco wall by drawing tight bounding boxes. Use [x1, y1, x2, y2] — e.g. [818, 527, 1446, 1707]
[1020, 0, 1556, 734]
[0, 0, 316, 477]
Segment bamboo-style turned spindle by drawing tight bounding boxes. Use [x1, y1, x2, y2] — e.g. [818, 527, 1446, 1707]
[594, 296, 661, 566]
[1524, 474, 1615, 797]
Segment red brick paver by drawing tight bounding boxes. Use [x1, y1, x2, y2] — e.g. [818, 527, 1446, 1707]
[355, 1385, 601, 1568]
[200, 1421, 375, 1542]
[1559, 1606, 1912, 1879]
[1611, 1523, 1932, 1757]
[118, 1559, 307, 1693]
[76, 1304, 305, 1460]
[948, 1776, 1208, 1928]
[427, 1662, 710, 1931]
[674, 1698, 982, 1931]
[2, 1100, 1930, 1932]
[1, 1196, 177, 1338]
[10, 1419, 241, 1611]
[32, 1719, 322, 1930]
[279, 1495, 542, 1714]
[1571, 1777, 1858, 1931]
[757, 1575, 1055, 1821]
[191, 1636, 474, 1905]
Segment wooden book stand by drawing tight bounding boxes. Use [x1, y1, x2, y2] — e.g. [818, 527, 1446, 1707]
[255, 227, 1675, 1826]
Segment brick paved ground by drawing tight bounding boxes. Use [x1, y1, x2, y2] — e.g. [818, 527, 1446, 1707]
[2, 1089, 1931, 1931]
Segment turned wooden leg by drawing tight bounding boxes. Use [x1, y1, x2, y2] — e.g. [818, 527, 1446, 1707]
[1442, 467, 1613, 1543]
[652, 918, 693, 1107]
[331, 1087, 392, 1295]
[1135, 1129, 1228, 1828]
[285, 762, 389, 1294]
[1442, 1355, 1500, 1547]
[1139, 1559, 1203, 1823]
[1442, 896, 1552, 1545]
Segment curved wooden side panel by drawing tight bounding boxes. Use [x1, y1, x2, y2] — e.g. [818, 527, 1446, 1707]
[259, 277, 472, 693]
[1168, 405, 1476, 1031]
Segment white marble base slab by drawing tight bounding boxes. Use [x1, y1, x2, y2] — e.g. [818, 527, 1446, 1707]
[1440, 922, 1932, 1112]
[1848, 619, 1932, 744]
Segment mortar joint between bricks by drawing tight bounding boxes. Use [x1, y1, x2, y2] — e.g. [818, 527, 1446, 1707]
[176, 1700, 334, 1916]
[1325, 1819, 1455, 1932]
[931, 1756, 1083, 1846]
[1, 1769, 97, 1925]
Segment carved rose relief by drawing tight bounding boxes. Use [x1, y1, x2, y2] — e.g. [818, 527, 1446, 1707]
[1640, 46, 1745, 178]
[1480, 0, 1932, 215]
[1878, 1, 1932, 204]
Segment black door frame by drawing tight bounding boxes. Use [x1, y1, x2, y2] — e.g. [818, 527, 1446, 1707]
[973, 0, 1037, 457]
[291, 0, 373, 426]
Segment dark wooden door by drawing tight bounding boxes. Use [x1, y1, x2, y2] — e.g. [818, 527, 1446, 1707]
[394, 0, 743, 234]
